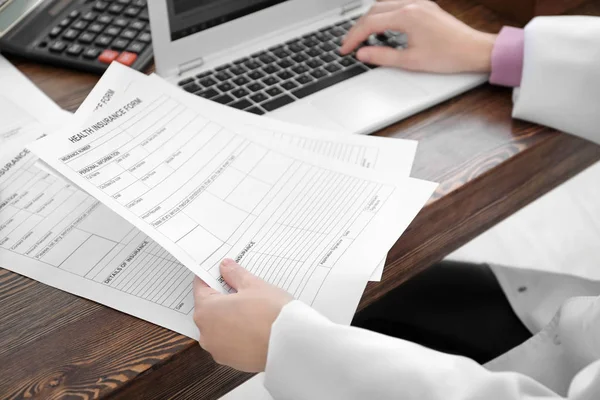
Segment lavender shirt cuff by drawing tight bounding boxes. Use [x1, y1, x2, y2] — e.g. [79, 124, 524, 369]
[489, 26, 525, 87]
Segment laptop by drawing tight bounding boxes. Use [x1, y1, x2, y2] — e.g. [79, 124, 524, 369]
[148, 0, 487, 135]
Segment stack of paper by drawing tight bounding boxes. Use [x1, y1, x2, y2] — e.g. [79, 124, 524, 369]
[1, 59, 436, 343]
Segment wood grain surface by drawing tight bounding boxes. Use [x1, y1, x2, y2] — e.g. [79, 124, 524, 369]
[1, 0, 599, 399]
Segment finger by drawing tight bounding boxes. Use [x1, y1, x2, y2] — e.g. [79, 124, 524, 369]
[341, 11, 405, 54]
[220, 258, 257, 291]
[368, 0, 423, 16]
[193, 276, 220, 300]
[356, 46, 415, 69]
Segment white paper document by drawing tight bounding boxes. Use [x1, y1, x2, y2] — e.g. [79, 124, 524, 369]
[31, 83, 436, 324]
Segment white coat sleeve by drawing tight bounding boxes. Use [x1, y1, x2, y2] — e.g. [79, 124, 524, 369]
[263, 301, 600, 400]
[512, 16, 600, 145]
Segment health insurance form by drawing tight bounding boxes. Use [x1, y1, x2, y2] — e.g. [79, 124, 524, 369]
[32, 83, 436, 325]
[76, 63, 420, 281]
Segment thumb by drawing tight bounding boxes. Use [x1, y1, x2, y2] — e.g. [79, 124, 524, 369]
[356, 46, 415, 69]
[220, 258, 257, 291]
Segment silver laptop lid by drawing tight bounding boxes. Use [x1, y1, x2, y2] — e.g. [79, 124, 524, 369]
[148, 0, 360, 77]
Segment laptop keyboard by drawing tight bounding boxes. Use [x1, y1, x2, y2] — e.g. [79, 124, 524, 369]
[177, 18, 407, 115]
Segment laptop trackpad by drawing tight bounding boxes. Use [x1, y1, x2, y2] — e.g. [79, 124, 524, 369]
[309, 69, 428, 132]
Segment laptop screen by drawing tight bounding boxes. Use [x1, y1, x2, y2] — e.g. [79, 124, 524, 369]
[167, 0, 290, 42]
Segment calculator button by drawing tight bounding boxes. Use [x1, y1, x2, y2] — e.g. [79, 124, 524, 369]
[97, 15, 112, 24]
[63, 29, 80, 41]
[49, 27, 62, 38]
[116, 51, 137, 66]
[108, 4, 125, 14]
[121, 29, 138, 40]
[95, 35, 112, 46]
[78, 32, 96, 44]
[126, 41, 145, 53]
[88, 23, 104, 33]
[98, 49, 119, 63]
[137, 32, 151, 43]
[72, 20, 88, 30]
[83, 47, 102, 59]
[130, 21, 146, 31]
[105, 26, 122, 36]
[113, 17, 129, 27]
[93, 1, 109, 12]
[49, 40, 67, 53]
[124, 6, 141, 17]
[111, 38, 130, 51]
[66, 44, 84, 56]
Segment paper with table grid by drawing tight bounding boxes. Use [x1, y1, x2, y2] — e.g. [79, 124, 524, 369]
[31, 81, 436, 324]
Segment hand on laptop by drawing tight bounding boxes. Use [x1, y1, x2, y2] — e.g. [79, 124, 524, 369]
[341, 0, 497, 73]
[193, 258, 293, 373]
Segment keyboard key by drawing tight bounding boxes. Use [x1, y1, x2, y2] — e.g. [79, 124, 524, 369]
[196, 88, 219, 99]
[229, 66, 246, 75]
[310, 69, 327, 79]
[72, 20, 88, 30]
[246, 107, 265, 115]
[111, 38, 129, 50]
[137, 32, 151, 43]
[217, 82, 234, 92]
[116, 51, 137, 66]
[320, 42, 336, 52]
[88, 23, 105, 33]
[261, 94, 295, 111]
[232, 88, 249, 98]
[273, 49, 291, 59]
[247, 82, 264, 92]
[214, 94, 234, 105]
[248, 70, 265, 80]
[277, 70, 294, 80]
[127, 41, 145, 53]
[93, 1, 109, 11]
[178, 77, 194, 86]
[108, 4, 125, 14]
[98, 49, 119, 63]
[266, 87, 282, 97]
[232, 76, 249, 86]
[259, 54, 276, 64]
[182, 82, 201, 93]
[244, 60, 261, 70]
[302, 38, 319, 47]
[95, 35, 112, 46]
[98, 15, 113, 24]
[78, 32, 96, 44]
[133, 0, 146, 6]
[233, 57, 249, 65]
[69, 10, 80, 18]
[130, 21, 146, 31]
[105, 26, 122, 36]
[315, 32, 333, 42]
[63, 29, 80, 41]
[121, 29, 138, 40]
[83, 47, 102, 59]
[49, 40, 67, 53]
[250, 93, 268, 103]
[292, 65, 368, 99]
[230, 99, 253, 110]
[199, 77, 217, 87]
[49, 27, 62, 38]
[320, 53, 336, 63]
[329, 27, 346, 37]
[325, 64, 342, 73]
[291, 53, 308, 63]
[306, 48, 322, 58]
[214, 71, 232, 81]
[339, 57, 357, 67]
[288, 44, 304, 53]
[59, 18, 71, 28]
[262, 76, 279, 86]
[295, 75, 314, 85]
[215, 64, 230, 71]
[251, 50, 267, 58]
[118, 0, 132, 4]
[277, 59, 293, 69]
[291, 65, 309, 74]
[196, 71, 212, 79]
[82, 12, 98, 21]
[281, 80, 298, 90]
[262, 64, 280, 74]
[114, 17, 129, 27]
[124, 6, 141, 17]
[138, 8, 150, 21]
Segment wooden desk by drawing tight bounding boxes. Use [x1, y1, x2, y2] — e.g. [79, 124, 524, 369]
[2, 0, 600, 398]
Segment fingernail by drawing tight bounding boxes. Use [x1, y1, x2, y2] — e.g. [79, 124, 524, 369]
[221, 258, 236, 268]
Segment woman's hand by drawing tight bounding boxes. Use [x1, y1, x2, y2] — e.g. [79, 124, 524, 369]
[193, 259, 293, 373]
[341, 0, 497, 73]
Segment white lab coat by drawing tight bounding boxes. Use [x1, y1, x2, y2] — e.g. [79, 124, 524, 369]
[263, 16, 600, 400]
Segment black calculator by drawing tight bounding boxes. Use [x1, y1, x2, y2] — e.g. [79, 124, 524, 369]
[0, 0, 153, 74]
